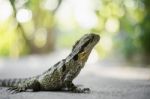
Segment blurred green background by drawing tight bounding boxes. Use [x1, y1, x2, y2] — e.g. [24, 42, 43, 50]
[0, 0, 150, 65]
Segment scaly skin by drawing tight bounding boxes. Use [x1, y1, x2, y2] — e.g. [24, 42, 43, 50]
[0, 33, 100, 93]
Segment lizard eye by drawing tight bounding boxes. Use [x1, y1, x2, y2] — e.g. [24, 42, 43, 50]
[72, 40, 80, 51]
[80, 40, 90, 51]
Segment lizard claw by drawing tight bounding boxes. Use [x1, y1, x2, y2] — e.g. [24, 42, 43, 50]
[7, 87, 25, 94]
[7, 87, 19, 94]
[83, 88, 90, 93]
[72, 87, 90, 93]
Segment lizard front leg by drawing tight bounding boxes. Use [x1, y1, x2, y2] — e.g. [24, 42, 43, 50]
[64, 81, 90, 93]
[8, 79, 41, 93]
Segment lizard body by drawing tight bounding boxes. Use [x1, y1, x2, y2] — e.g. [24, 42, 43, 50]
[0, 33, 100, 93]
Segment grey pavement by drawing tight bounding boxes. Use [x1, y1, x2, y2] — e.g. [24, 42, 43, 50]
[0, 74, 150, 99]
[0, 49, 150, 99]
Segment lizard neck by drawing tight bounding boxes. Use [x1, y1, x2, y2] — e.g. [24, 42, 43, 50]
[66, 49, 91, 67]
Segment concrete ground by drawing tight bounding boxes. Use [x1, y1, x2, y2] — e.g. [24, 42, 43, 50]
[0, 49, 150, 99]
[0, 75, 150, 99]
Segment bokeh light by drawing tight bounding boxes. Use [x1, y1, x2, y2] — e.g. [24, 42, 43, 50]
[0, 0, 13, 22]
[105, 17, 120, 33]
[16, 8, 32, 23]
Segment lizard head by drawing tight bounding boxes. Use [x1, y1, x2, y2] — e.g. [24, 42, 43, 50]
[72, 33, 100, 63]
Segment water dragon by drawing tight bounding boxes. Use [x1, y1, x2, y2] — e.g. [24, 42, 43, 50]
[0, 33, 100, 93]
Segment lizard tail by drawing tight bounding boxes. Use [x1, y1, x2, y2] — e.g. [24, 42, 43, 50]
[0, 78, 29, 87]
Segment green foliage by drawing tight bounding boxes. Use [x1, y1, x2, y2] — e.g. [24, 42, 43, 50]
[140, 12, 150, 54]
[0, 0, 150, 64]
[0, 18, 28, 56]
